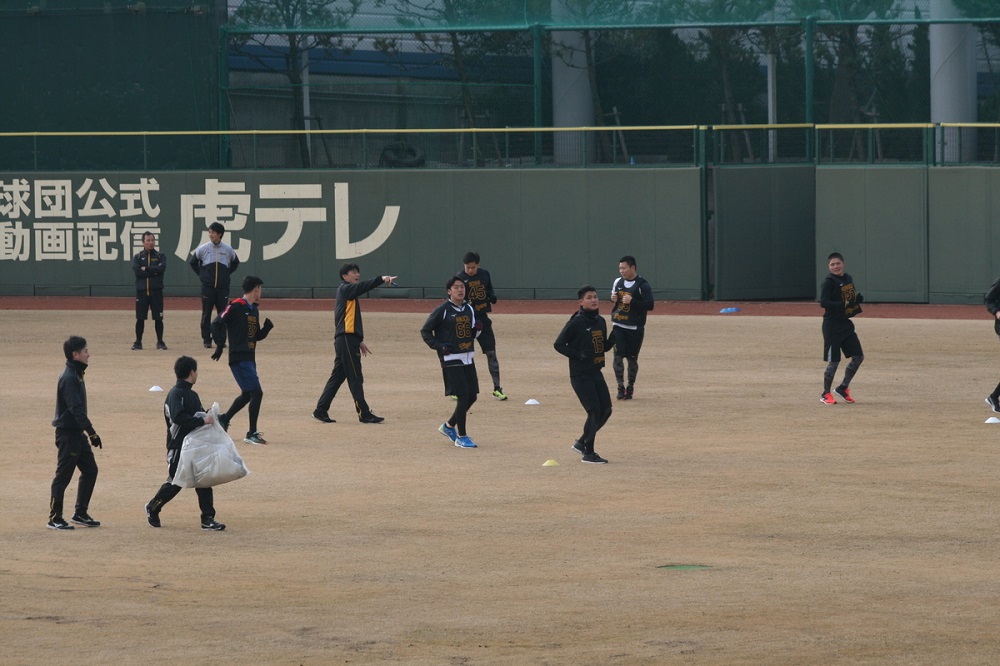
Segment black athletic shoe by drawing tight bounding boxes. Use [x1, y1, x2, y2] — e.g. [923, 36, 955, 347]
[145, 503, 161, 528]
[624, 386, 634, 400]
[312, 410, 335, 423]
[156, 341, 168, 350]
[201, 519, 226, 531]
[70, 513, 101, 527]
[581, 452, 608, 464]
[203, 341, 213, 349]
[987, 396, 1000, 414]
[359, 413, 385, 424]
[571, 440, 585, 454]
[616, 386, 626, 400]
[47, 518, 74, 530]
[218, 413, 230, 432]
[131, 341, 143, 351]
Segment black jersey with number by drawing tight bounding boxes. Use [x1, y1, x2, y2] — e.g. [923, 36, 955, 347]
[421, 300, 477, 362]
[820, 272, 862, 320]
[457, 268, 497, 315]
[554, 308, 608, 377]
[610, 275, 654, 329]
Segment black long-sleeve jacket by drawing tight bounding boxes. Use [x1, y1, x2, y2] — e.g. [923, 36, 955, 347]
[212, 297, 272, 364]
[420, 300, 477, 362]
[163, 380, 207, 450]
[554, 308, 608, 378]
[334, 277, 385, 340]
[132, 248, 167, 293]
[52, 360, 95, 434]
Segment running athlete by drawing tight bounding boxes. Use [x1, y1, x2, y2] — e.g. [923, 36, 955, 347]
[819, 252, 864, 405]
[313, 263, 397, 424]
[190, 222, 240, 348]
[554, 285, 613, 464]
[211, 275, 274, 444]
[609, 255, 654, 400]
[456, 251, 506, 400]
[984, 274, 1000, 412]
[421, 276, 480, 449]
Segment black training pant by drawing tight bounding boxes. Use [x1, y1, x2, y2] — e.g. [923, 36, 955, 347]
[50, 428, 98, 521]
[316, 334, 371, 417]
[200, 285, 229, 344]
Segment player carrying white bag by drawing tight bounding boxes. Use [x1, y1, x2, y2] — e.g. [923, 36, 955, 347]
[173, 402, 250, 488]
[145, 355, 248, 531]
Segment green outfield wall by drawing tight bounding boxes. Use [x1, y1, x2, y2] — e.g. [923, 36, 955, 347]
[0, 169, 703, 301]
[5, 166, 1000, 304]
[713, 166, 816, 300]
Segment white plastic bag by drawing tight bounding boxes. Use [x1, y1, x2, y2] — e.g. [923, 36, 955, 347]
[172, 403, 250, 488]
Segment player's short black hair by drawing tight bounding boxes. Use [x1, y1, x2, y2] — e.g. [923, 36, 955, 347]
[446, 275, 463, 290]
[174, 355, 198, 379]
[142, 231, 156, 241]
[63, 335, 87, 360]
[208, 222, 225, 236]
[463, 251, 480, 265]
[339, 262, 360, 279]
[828, 252, 844, 261]
[242, 275, 264, 293]
[578, 285, 598, 299]
[619, 255, 636, 267]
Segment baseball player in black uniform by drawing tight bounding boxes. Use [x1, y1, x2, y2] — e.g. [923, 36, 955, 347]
[131, 231, 168, 351]
[819, 252, 864, 404]
[211, 275, 274, 444]
[190, 221, 240, 348]
[456, 251, 506, 400]
[985, 275, 1000, 412]
[145, 355, 225, 531]
[421, 276, 480, 448]
[313, 262, 397, 424]
[610, 255, 654, 400]
[554, 286, 613, 464]
[49, 336, 103, 530]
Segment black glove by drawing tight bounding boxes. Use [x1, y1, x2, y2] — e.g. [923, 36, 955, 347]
[856, 294, 864, 304]
[489, 296, 497, 304]
[473, 320, 483, 332]
[89, 433, 103, 449]
[262, 318, 274, 333]
[438, 344, 453, 356]
[211, 345, 224, 361]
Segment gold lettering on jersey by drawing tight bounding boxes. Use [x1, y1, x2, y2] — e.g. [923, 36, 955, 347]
[247, 314, 258, 348]
[842, 283, 861, 317]
[468, 280, 487, 306]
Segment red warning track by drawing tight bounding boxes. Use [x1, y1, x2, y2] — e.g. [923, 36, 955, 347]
[0, 296, 986, 319]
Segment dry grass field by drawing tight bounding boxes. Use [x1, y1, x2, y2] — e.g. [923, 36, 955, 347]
[2, 303, 999, 664]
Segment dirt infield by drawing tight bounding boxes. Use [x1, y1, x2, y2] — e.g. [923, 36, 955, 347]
[0, 294, 988, 319]
[2, 300, 999, 664]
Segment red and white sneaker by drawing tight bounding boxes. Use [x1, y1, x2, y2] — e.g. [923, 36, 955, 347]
[834, 387, 855, 404]
[820, 392, 837, 405]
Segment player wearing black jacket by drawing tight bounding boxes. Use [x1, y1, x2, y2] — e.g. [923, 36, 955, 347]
[145, 355, 225, 531]
[48, 336, 103, 530]
[985, 275, 1000, 412]
[610, 255, 654, 400]
[211, 276, 273, 444]
[819, 252, 864, 405]
[313, 262, 397, 425]
[456, 251, 506, 400]
[554, 286, 613, 464]
[189, 222, 240, 348]
[131, 231, 168, 350]
[421, 276, 480, 448]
